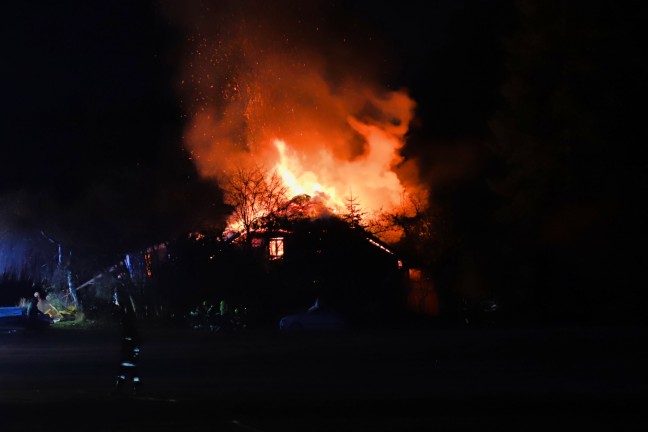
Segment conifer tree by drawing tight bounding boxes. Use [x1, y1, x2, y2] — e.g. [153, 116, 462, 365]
[343, 189, 366, 229]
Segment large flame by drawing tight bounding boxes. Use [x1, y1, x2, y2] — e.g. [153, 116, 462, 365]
[176, 3, 427, 236]
[272, 88, 415, 213]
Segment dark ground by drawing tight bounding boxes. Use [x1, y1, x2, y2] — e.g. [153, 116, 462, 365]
[1, 322, 646, 431]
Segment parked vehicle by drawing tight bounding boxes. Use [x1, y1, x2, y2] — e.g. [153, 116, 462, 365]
[279, 307, 345, 331]
[0, 306, 52, 330]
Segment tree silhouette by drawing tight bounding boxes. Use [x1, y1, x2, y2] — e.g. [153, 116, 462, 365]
[222, 165, 289, 240]
[487, 0, 648, 323]
[342, 189, 366, 229]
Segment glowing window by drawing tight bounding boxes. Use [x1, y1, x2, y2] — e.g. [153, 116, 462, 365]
[269, 237, 284, 260]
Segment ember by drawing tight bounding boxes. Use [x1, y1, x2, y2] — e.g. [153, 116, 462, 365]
[177, 4, 427, 225]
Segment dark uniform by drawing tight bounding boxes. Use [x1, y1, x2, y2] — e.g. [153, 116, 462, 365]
[26, 292, 48, 331]
[114, 306, 141, 396]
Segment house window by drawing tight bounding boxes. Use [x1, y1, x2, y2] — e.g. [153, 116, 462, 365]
[269, 237, 284, 260]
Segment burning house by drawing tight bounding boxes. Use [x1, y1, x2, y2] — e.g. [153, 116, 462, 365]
[1, 1, 444, 326]
[207, 189, 424, 324]
[161, 2, 443, 324]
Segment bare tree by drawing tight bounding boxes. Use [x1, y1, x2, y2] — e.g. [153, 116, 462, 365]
[222, 164, 289, 239]
[368, 193, 455, 264]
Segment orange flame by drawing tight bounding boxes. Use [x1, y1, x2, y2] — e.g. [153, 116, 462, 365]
[178, 10, 427, 235]
[271, 88, 416, 213]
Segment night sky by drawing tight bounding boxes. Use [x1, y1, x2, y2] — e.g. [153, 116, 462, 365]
[2, 0, 647, 321]
[1, 1, 224, 257]
[0, 0, 508, 251]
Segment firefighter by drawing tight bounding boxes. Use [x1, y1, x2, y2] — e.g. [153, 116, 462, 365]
[113, 285, 141, 396]
[26, 291, 48, 331]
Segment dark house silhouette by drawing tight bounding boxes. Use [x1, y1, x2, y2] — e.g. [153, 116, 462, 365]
[239, 216, 409, 325]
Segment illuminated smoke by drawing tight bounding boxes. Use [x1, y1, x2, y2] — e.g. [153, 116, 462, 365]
[172, 1, 427, 224]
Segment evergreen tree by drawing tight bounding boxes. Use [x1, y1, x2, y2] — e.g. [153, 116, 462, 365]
[342, 189, 366, 229]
